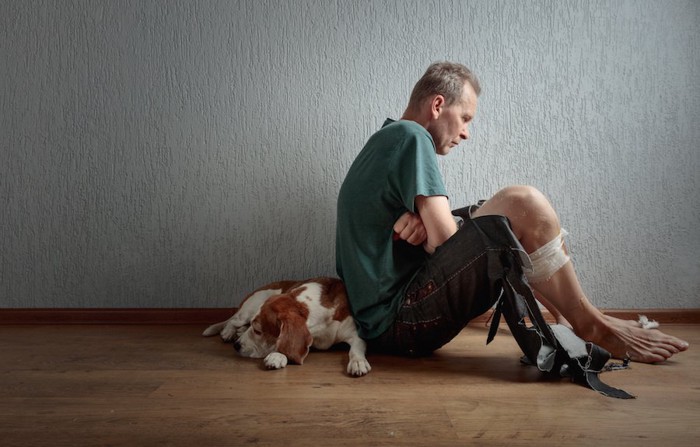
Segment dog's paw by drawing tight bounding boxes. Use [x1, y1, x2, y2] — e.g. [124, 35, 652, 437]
[220, 326, 235, 341]
[264, 352, 288, 370]
[347, 358, 371, 377]
[235, 325, 249, 339]
[221, 323, 247, 342]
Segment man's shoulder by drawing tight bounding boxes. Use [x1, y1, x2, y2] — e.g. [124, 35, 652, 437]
[370, 119, 433, 149]
[379, 118, 429, 136]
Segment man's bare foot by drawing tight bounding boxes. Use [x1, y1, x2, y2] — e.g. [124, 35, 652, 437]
[590, 316, 689, 363]
[604, 314, 651, 329]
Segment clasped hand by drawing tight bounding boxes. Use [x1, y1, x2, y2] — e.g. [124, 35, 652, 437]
[392, 211, 427, 246]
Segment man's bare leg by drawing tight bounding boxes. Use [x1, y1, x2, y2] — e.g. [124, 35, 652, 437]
[472, 185, 689, 363]
[531, 262, 688, 362]
[534, 290, 572, 328]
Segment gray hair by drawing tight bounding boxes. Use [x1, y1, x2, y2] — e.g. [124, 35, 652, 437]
[408, 61, 481, 108]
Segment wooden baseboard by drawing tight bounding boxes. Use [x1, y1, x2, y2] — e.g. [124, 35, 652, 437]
[469, 308, 700, 325]
[0, 308, 233, 325]
[0, 308, 699, 325]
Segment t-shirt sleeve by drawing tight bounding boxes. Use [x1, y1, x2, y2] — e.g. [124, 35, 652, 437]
[390, 132, 448, 213]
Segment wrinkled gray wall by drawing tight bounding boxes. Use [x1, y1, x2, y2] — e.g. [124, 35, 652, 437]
[2, 0, 698, 308]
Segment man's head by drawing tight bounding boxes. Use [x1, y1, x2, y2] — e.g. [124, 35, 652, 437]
[408, 61, 481, 108]
[404, 62, 480, 155]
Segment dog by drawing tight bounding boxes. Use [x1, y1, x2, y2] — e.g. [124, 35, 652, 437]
[203, 277, 371, 376]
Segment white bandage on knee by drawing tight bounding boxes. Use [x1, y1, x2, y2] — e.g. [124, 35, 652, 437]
[524, 229, 570, 283]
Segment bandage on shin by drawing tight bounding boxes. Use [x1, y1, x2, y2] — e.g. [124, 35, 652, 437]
[525, 230, 570, 283]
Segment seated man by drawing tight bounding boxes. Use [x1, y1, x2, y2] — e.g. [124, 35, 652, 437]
[335, 61, 688, 364]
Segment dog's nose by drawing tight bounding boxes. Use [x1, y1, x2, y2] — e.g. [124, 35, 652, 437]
[233, 340, 241, 352]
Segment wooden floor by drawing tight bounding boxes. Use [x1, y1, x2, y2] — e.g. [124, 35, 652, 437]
[1, 324, 698, 446]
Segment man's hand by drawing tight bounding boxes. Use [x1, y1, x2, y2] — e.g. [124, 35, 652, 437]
[392, 212, 427, 246]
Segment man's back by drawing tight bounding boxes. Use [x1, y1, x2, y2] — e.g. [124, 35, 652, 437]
[335, 119, 446, 339]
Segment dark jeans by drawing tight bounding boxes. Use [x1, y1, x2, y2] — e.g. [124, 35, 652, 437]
[368, 207, 531, 356]
[367, 207, 636, 399]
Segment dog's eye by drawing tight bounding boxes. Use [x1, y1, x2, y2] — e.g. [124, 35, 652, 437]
[253, 328, 262, 336]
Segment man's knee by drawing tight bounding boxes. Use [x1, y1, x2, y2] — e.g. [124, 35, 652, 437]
[477, 185, 553, 221]
[477, 185, 560, 250]
[494, 185, 549, 210]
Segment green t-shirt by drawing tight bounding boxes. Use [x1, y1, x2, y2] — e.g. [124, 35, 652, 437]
[336, 119, 448, 339]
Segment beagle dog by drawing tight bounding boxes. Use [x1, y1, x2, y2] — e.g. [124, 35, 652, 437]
[203, 277, 371, 376]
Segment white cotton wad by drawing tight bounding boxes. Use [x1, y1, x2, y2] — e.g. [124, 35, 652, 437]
[637, 315, 660, 329]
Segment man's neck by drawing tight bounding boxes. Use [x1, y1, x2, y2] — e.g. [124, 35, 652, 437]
[400, 107, 430, 129]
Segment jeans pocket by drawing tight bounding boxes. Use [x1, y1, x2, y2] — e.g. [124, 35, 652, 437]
[404, 280, 437, 306]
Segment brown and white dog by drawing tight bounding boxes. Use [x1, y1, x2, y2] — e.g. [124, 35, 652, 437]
[203, 277, 371, 376]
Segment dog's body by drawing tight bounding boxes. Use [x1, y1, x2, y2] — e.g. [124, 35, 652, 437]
[203, 277, 370, 376]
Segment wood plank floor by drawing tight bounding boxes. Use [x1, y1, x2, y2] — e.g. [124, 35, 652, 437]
[0, 323, 698, 446]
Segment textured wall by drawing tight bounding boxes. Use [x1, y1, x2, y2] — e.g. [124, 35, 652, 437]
[1, 0, 698, 309]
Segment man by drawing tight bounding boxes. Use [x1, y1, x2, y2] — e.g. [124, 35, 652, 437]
[336, 61, 688, 364]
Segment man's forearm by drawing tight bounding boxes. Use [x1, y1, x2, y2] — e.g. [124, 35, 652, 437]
[415, 195, 458, 253]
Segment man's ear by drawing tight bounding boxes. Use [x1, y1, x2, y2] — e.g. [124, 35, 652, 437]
[276, 313, 313, 365]
[430, 94, 446, 118]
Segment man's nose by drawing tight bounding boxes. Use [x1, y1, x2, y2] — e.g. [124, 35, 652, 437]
[460, 127, 469, 140]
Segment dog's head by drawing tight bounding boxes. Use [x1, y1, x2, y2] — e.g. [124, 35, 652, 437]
[233, 294, 313, 364]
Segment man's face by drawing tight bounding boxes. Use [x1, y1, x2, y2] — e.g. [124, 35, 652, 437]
[426, 82, 478, 156]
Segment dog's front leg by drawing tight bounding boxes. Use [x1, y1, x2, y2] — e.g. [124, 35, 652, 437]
[347, 336, 371, 377]
[264, 352, 288, 370]
[222, 288, 286, 341]
[220, 318, 249, 341]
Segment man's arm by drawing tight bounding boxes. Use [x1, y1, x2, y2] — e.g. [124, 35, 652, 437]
[414, 195, 458, 254]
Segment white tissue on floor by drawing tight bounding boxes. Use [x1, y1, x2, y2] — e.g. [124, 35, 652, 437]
[637, 315, 659, 330]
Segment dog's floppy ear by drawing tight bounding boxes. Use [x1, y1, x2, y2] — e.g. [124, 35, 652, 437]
[276, 312, 313, 365]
